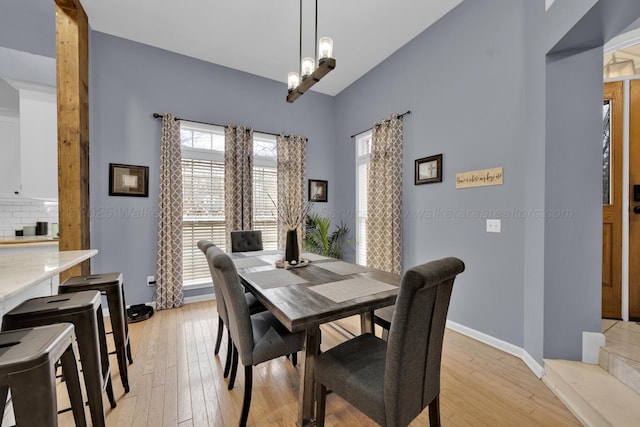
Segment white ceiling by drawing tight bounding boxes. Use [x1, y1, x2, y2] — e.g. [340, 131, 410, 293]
[81, 0, 463, 96]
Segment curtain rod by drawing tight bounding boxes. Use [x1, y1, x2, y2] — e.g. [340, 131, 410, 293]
[349, 110, 411, 138]
[152, 113, 307, 140]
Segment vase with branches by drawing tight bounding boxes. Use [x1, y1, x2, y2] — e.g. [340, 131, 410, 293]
[304, 213, 353, 259]
[268, 194, 313, 264]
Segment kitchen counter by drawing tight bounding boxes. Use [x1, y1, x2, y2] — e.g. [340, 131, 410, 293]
[0, 236, 58, 245]
[0, 249, 97, 301]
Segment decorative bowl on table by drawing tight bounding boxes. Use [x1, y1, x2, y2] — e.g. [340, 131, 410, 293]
[275, 258, 310, 269]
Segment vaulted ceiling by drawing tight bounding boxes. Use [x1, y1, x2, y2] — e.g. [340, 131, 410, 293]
[81, 0, 463, 96]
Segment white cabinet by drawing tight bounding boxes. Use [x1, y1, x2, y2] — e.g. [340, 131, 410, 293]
[17, 87, 57, 200]
[1, 81, 57, 200]
[0, 115, 21, 198]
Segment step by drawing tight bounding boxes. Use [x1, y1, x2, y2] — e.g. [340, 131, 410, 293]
[599, 346, 640, 394]
[543, 359, 640, 427]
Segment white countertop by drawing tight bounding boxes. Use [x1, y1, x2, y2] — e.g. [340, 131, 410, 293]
[0, 249, 97, 301]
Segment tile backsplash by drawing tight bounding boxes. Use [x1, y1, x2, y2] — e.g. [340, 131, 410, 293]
[0, 200, 59, 237]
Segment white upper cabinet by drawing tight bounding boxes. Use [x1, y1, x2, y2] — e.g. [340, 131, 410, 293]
[1, 80, 57, 200]
[0, 115, 21, 198]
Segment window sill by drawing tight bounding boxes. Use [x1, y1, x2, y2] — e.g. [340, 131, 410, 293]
[183, 280, 213, 291]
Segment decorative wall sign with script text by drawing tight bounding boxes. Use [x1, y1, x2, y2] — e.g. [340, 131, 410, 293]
[455, 167, 503, 189]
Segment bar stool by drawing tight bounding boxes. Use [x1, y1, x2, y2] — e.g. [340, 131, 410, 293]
[59, 272, 133, 392]
[1, 291, 116, 427]
[0, 323, 87, 427]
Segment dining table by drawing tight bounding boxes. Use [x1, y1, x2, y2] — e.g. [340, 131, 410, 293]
[231, 250, 400, 427]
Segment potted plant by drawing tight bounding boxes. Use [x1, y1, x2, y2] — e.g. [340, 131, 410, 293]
[304, 213, 353, 259]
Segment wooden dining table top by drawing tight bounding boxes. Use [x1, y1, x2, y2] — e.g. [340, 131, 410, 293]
[231, 250, 401, 332]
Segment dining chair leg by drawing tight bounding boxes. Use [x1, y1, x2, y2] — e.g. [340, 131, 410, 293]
[428, 394, 441, 427]
[0, 386, 8, 421]
[316, 383, 327, 427]
[214, 316, 224, 355]
[239, 366, 252, 427]
[291, 352, 297, 367]
[228, 344, 239, 390]
[223, 330, 232, 378]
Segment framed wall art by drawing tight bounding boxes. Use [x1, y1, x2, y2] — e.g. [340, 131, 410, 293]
[109, 163, 149, 197]
[308, 179, 328, 202]
[415, 154, 442, 185]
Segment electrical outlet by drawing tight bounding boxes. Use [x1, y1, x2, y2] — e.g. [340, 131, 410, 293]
[147, 276, 156, 286]
[486, 219, 501, 233]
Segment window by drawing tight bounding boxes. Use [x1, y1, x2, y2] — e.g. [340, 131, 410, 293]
[252, 133, 278, 250]
[602, 100, 611, 205]
[180, 124, 279, 288]
[181, 122, 226, 287]
[355, 130, 372, 266]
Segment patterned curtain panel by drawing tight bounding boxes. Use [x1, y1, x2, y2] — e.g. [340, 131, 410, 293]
[156, 113, 184, 310]
[276, 134, 307, 250]
[224, 125, 254, 252]
[367, 114, 403, 275]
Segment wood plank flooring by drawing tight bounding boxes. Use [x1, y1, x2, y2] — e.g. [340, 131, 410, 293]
[49, 300, 579, 426]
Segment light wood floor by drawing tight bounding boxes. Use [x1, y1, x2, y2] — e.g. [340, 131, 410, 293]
[48, 300, 580, 426]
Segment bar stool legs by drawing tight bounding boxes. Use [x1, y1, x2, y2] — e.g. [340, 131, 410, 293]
[1, 291, 115, 427]
[59, 273, 133, 392]
[105, 285, 130, 391]
[0, 324, 87, 427]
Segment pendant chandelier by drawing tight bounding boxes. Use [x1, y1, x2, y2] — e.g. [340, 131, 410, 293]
[286, 0, 336, 103]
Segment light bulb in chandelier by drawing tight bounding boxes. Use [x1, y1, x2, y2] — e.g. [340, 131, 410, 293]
[301, 57, 315, 79]
[288, 72, 300, 92]
[318, 37, 333, 63]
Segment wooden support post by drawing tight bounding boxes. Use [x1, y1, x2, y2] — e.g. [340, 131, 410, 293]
[55, 0, 90, 281]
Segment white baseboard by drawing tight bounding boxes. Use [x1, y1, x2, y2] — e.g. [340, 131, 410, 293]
[184, 293, 216, 304]
[446, 320, 545, 378]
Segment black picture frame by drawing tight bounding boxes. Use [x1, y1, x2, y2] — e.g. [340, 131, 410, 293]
[308, 179, 328, 202]
[109, 163, 149, 197]
[415, 154, 443, 185]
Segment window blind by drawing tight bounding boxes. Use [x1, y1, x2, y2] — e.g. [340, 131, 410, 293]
[182, 157, 226, 285]
[253, 166, 278, 250]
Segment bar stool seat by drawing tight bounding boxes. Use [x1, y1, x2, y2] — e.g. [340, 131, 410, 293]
[1, 290, 115, 427]
[0, 323, 87, 427]
[59, 272, 133, 392]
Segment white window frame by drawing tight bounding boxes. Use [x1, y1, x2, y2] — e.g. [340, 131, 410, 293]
[180, 125, 280, 290]
[355, 130, 372, 266]
[252, 132, 278, 250]
[181, 121, 226, 290]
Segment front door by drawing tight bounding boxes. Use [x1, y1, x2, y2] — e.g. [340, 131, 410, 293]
[602, 81, 623, 319]
[629, 80, 640, 320]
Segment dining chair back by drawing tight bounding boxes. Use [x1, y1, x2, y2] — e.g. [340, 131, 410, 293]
[230, 230, 263, 253]
[315, 257, 465, 427]
[385, 257, 464, 426]
[207, 245, 304, 427]
[207, 246, 255, 364]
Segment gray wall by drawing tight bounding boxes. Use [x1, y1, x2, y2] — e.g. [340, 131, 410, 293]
[334, 0, 530, 349]
[333, 0, 640, 360]
[89, 32, 335, 304]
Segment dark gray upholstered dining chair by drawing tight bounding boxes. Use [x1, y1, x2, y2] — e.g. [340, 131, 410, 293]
[374, 305, 394, 341]
[207, 245, 305, 427]
[315, 257, 465, 427]
[198, 240, 265, 386]
[230, 230, 263, 253]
